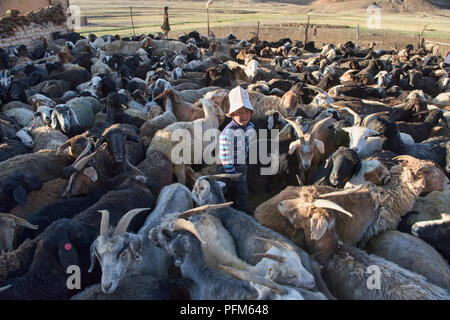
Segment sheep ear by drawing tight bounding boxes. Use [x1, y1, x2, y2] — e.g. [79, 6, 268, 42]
[288, 140, 301, 155]
[13, 185, 27, 206]
[83, 167, 98, 182]
[314, 139, 325, 154]
[309, 213, 328, 241]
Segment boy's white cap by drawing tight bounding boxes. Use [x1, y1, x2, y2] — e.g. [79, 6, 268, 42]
[227, 86, 254, 117]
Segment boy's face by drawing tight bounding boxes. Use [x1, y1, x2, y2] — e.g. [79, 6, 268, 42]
[231, 107, 252, 126]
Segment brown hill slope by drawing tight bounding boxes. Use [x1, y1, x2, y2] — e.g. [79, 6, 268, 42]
[253, 0, 449, 11]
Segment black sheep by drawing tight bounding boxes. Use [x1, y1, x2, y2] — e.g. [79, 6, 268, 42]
[0, 219, 101, 300]
[16, 194, 103, 244]
[48, 69, 91, 90]
[0, 173, 43, 213]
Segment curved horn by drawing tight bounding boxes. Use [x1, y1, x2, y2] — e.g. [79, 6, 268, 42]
[393, 155, 419, 163]
[0, 284, 11, 293]
[219, 265, 287, 295]
[178, 202, 233, 219]
[207, 173, 242, 181]
[280, 116, 305, 141]
[361, 111, 389, 127]
[71, 138, 92, 166]
[72, 146, 101, 171]
[113, 208, 151, 237]
[309, 116, 333, 146]
[312, 199, 353, 218]
[56, 140, 71, 156]
[341, 107, 361, 126]
[318, 185, 364, 198]
[98, 210, 110, 237]
[126, 158, 145, 175]
[253, 253, 286, 263]
[254, 236, 294, 250]
[170, 219, 207, 244]
[305, 84, 330, 97]
[4, 214, 38, 230]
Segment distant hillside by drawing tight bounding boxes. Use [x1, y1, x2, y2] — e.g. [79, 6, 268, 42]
[253, 0, 450, 11]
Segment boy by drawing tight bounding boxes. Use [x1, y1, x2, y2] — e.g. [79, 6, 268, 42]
[218, 86, 256, 215]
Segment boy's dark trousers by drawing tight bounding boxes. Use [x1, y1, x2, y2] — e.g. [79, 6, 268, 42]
[216, 164, 250, 215]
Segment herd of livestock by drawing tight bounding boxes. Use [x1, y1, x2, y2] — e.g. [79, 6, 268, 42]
[0, 29, 449, 300]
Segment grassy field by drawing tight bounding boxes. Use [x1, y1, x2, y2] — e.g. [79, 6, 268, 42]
[69, 0, 450, 54]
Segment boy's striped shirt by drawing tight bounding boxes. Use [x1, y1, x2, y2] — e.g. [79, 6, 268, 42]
[219, 120, 256, 174]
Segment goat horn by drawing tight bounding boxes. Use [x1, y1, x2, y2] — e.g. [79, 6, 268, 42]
[71, 137, 92, 166]
[178, 202, 233, 219]
[341, 107, 362, 126]
[280, 116, 305, 140]
[318, 185, 364, 198]
[126, 158, 145, 175]
[218, 265, 287, 295]
[305, 84, 330, 97]
[361, 111, 390, 127]
[0, 284, 11, 293]
[170, 219, 207, 244]
[3, 214, 38, 230]
[253, 253, 286, 263]
[207, 173, 242, 180]
[393, 155, 419, 163]
[309, 116, 332, 147]
[254, 236, 294, 250]
[113, 208, 151, 237]
[296, 174, 304, 186]
[72, 148, 98, 171]
[313, 199, 353, 218]
[98, 210, 110, 237]
[56, 140, 71, 156]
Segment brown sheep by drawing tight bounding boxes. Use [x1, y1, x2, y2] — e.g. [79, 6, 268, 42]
[9, 178, 67, 219]
[0, 150, 73, 183]
[158, 89, 204, 122]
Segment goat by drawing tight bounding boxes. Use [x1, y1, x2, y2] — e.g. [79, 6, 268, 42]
[283, 115, 337, 184]
[338, 107, 387, 158]
[89, 183, 192, 293]
[191, 174, 335, 299]
[0, 214, 37, 252]
[277, 197, 449, 300]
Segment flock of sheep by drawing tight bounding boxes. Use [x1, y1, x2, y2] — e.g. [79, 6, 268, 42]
[0, 28, 449, 300]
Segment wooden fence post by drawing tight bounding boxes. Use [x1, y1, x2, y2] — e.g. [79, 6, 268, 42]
[304, 12, 311, 45]
[129, 7, 136, 37]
